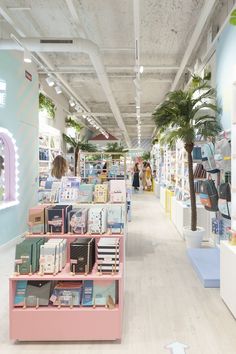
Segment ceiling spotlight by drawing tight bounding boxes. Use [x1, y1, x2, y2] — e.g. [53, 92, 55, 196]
[55, 85, 62, 94]
[69, 98, 75, 107]
[24, 48, 32, 63]
[82, 114, 86, 118]
[75, 104, 82, 112]
[46, 76, 55, 87]
[139, 65, 144, 74]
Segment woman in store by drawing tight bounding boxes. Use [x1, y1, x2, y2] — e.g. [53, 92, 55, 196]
[51, 155, 69, 180]
[141, 161, 147, 190]
[132, 162, 140, 191]
[145, 162, 152, 191]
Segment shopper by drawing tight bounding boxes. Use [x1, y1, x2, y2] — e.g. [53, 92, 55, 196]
[132, 162, 140, 190]
[145, 162, 152, 191]
[141, 161, 147, 190]
[51, 155, 68, 180]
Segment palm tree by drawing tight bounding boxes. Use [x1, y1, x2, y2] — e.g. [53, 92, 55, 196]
[63, 117, 97, 175]
[104, 142, 128, 159]
[152, 83, 221, 231]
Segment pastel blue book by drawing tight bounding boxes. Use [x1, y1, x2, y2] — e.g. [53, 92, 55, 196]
[82, 280, 93, 306]
[78, 184, 94, 203]
[14, 281, 27, 307]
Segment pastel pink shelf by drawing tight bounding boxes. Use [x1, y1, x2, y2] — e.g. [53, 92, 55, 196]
[10, 304, 122, 341]
[10, 262, 123, 281]
[24, 232, 124, 239]
[10, 225, 125, 342]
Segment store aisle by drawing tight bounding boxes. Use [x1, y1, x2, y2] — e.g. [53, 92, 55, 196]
[1, 193, 236, 353]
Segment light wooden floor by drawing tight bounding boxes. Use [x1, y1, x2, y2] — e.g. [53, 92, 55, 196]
[1, 192, 236, 353]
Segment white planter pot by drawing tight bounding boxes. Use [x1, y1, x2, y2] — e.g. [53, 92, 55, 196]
[183, 226, 205, 248]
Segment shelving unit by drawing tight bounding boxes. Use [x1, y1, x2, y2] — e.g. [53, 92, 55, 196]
[38, 125, 62, 187]
[9, 198, 127, 342]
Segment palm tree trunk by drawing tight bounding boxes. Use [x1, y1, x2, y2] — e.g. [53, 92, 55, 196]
[74, 147, 79, 176]
[185, 143, 197, 231]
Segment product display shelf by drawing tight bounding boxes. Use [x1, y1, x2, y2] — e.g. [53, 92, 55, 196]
[9, 196, 126, 341]
[10, 262, 123, 281]
[24, 232, 124, 239]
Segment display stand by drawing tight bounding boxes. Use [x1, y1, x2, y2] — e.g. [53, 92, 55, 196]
[220, 241, 236, 318]
[9, 198, 126, 341]
[220, 81, 236, 317]
[38, 125, 62, 187]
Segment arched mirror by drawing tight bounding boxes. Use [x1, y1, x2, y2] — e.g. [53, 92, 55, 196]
[0, 128, 19, 209]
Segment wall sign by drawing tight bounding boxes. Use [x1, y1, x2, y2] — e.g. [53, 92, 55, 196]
[25, 70, 32, 82]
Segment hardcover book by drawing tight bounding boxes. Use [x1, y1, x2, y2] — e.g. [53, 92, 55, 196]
[70, 238, 95, 273]
[94, 184, 108, 203]
[88, 207, 107, 234]
[107, 205, 124, 233]
[110, 180, 126, 203]
[69, 208, 88, 234]
[97, 238, 120, 273]
[78, 184, 94, 203]
[51, 281, 83, 306]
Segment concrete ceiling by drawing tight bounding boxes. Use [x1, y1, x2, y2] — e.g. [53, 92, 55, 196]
[0, 0, 225, 149]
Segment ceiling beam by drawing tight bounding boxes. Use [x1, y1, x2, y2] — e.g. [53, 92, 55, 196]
[171, 0, 218, 91]
[76, 112, 153, 119]
[38, 65, 179, 74]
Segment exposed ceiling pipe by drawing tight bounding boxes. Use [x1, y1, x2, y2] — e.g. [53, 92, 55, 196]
[171, 0, 218, 91]
[0, 37, 131, 147]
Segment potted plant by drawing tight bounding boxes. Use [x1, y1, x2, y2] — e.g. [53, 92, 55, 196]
[63, 118, 97, 176]
[152, 82, 221, 247]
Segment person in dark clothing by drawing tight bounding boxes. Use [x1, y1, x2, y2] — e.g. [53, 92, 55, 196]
[132, 162, 140, 190]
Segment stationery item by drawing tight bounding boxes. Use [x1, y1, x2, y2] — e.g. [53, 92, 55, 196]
[59, 177, 80, 203]
[88, 206, 107, 234]
[40, 242, 59, 274]
[97, 238, 120, 273]
[47, 239, 67, 271]
[51, 281, 83, 306]
[94, 184, 108, 203]
[47, 205, 72, 233]
[14, 281, 27, 307]
[70, 238, 95, 273]
[69, 208, 88, 234]
[28, 205, 49, 234]
[25, 281, 51, 307]
[107, 205, 124, 234]
[82, 280, 93, 306]
[82, 280, 116, 307]
[110, 180, 126, 203]
[15, 238, 44, 274]
[93, 280, 116, 306]
[78, 184, 94, 203]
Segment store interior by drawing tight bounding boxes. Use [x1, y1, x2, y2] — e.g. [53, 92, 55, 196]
[1, 1, 236, 353]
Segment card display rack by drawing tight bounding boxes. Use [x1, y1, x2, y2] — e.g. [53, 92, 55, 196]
[38, 127, 61, 187]
[9, 200, 126, 342]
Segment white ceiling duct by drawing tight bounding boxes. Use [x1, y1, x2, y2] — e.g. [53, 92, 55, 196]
[0, 37, 131, 147]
